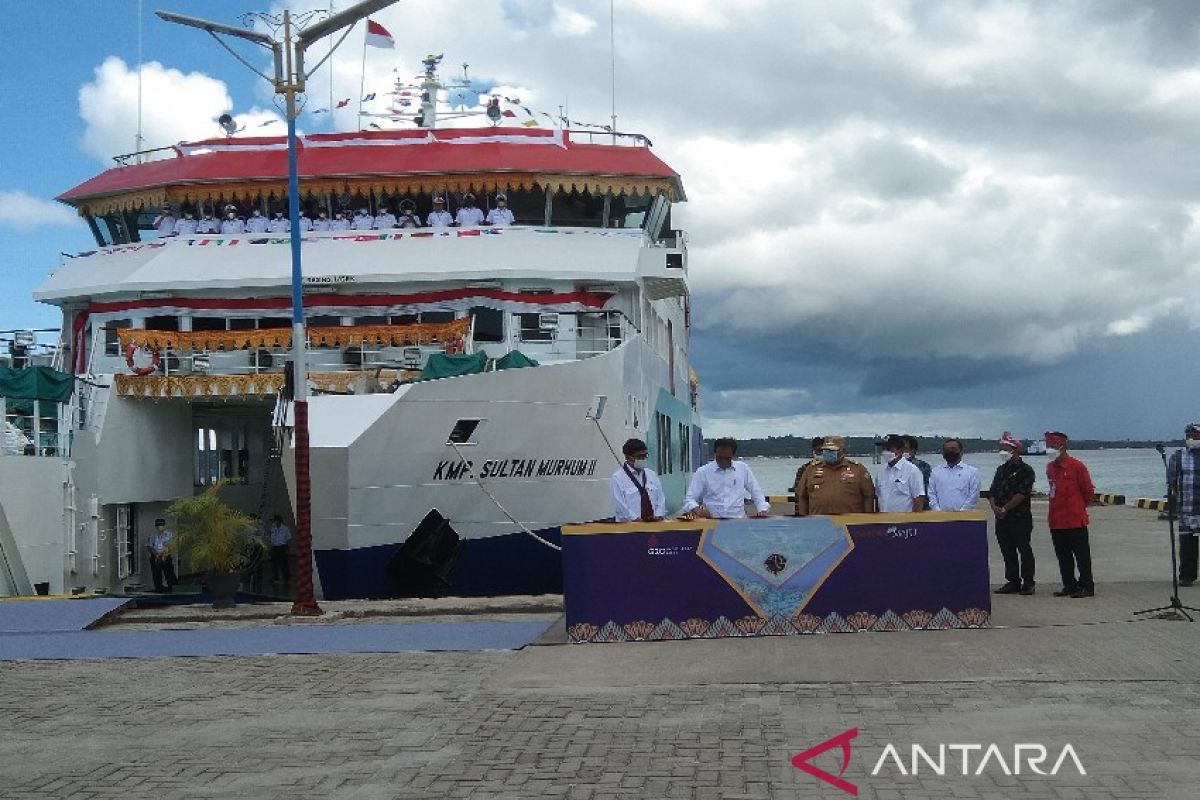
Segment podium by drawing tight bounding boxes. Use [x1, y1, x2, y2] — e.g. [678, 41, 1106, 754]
[561, 512, 990, 643]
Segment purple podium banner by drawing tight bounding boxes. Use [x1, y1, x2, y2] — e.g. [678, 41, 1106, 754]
[561, 512, 990, 643]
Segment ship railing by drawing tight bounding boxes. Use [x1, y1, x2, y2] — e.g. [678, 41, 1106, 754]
[511, 310, 639, 360]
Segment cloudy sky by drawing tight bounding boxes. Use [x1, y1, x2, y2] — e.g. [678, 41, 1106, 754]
[1, 1, 1197, 440]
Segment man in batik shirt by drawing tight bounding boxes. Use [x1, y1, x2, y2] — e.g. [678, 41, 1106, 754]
[1169, 422, 1200, 586]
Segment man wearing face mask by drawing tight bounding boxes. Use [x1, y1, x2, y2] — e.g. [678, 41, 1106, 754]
[610, 438, 666, 522]
[455, 193, 485, 227]
[246, 207, 269, 233]
[795, 435, 876, 516]
[792, 436, 825, 510]
[901, 435, 932, 500]
[1045, 430, 1096, 598]
[485, 193, 515, 227]
[876, 433, 926, 513]
[928, 438, 980, 511]
[989, 432, 1037, 594]
[1168, 422, 1200, 586]
[220, 206, 245, 234]
[679, 438, 770, 520]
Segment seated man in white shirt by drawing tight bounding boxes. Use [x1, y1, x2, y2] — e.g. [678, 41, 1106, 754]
[455, 193, 485, 227]
[484, 193, 515, 227]
[679, 437, 770, 520]
[351, 208, 374, 230]
[928, 437, 981, 511]
[427, 197, 453, 228]
[172, 211, 198, 236]
[266, 211, 290, 233]
[245, 208, 269, 233]
[312, 211, 332, 231]
[610, 437, 666, 522]
[876, 433, 926, 513]
[372, 208, 397, 229]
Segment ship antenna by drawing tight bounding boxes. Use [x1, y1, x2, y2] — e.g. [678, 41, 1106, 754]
[609, 0, 617, 140]
[135, 0, 144, 161]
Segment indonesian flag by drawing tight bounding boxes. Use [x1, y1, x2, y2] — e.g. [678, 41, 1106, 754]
[365, 19, 395, 49]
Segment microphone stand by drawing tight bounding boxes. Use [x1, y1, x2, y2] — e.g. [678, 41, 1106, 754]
[1134, 444, 1198, 621]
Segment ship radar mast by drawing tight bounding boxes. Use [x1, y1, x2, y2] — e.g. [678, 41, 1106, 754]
[408, 55, 488, 130]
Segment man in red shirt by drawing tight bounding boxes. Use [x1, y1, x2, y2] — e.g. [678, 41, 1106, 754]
[1045, 431, 1096, 598]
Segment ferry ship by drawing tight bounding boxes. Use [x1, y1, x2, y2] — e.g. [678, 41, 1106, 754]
[0, 77, 698, 599]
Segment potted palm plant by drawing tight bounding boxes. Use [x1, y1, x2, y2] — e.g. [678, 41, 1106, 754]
[167, 481, 265, 609]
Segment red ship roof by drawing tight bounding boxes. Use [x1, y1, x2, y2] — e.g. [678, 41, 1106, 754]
[58, 128, 684, 214]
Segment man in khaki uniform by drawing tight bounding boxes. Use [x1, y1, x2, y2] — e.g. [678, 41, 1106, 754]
[796, 435, 876, 516]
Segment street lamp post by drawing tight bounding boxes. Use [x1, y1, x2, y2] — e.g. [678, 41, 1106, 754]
[157, 0, 399, 615]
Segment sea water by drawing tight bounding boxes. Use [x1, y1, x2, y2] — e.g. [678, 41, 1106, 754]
[743, 448, 1170, 500]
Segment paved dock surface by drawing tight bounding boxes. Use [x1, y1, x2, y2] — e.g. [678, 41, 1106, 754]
[2, 503, 1198, 799]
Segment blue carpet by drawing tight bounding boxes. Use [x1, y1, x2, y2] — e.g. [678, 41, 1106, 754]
[0, 598, 132, 634]
[0, 617, 558, 661]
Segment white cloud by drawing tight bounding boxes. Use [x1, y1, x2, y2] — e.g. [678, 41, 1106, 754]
[0, 190, 77, 231]
[551, 4, 596, 37]
[77, 57, 284, 163]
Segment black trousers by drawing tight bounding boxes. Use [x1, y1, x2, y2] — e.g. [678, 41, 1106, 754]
[1180, 533, 1198, 584]
[270, 545, 291, 581]
[995, 515, 1035, 587]
[1050, 527, 1093, 592]
[148, 552, 177, 591]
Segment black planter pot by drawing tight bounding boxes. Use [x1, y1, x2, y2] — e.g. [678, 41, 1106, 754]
[207, 571, 241, 609]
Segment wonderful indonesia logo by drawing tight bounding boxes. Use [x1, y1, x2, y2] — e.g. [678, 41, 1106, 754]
[791, 728, 1086, 796]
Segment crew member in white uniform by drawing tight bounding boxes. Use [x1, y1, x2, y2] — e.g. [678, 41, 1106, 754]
[455, 193, 485, 227]
[485, 194, 515, 227]
[153, 206, 176, 236]
[396, 206, 421, 228]
[427, 197, 453, 228]
[172, 212, 197, 236]
[220, 208, 245, 234]
[352, 208, 374, 230]
[927, 438, 981, 511]
[297, 213, 313, 231]
[876, 433, 927, 512]
[372, 208, 397, 229]
[243, 208, 267, 233]
[331, 211, 351, 231]
[312, 211, 331, 231]
[679, 437, 770, 520]
[196, 210, 219, 233]
[610, 438, 667, 522]
[266, 211, 290, 233]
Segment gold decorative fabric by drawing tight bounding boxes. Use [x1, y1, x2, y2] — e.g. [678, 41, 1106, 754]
[75, 174, 679, 216]
[117, 318, 470, 353]
[114, 369, 419, 398]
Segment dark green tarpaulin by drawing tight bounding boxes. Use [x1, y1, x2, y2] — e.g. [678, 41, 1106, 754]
[418, 352, 488, 381]
[0, 365, 74, 403]
[494, 350, 539, 371]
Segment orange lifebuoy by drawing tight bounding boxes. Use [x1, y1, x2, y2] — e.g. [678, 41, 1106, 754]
[445, 338, 464, 355]
[125, 342, 161, 376]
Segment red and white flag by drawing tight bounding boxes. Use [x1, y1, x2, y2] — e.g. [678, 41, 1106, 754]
[365, 19, 395, 49]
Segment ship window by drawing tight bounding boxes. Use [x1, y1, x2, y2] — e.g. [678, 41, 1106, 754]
[103, 320, 131, 356]
[308, 315, 341, 327]
[146, 315, 179, 332]
[357, 315, 388, 325]
[391, 314, 417, 325]
[229, 318, 256, 331]
[469, 307, 504, 343]
[516, 313, 553, 342]
[551, 189, 604, 228]
[258, 317, 291, 329]
[447, 418, 482, 445]
[191, 317, 227, 332]
[420, 311, 455, 324]
[612, 192, 653, 229]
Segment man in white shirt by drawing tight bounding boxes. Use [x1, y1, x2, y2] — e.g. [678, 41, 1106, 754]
[455, 193, 485, 227]
[610, 438, 666, 522]
[679, 438, 770, 520]
[152, 206, 176, 236]
[352, 208, 374, 230]
[928, 438, 981, 511]
[485, 194, 515, 227]
[312, 211, 332, 231]
[266, 211, 290, 233]
[396, 206, 421, 228]
[331, 211, 351, 231]
[427, 197, 453, 228]
[876, 433, 926, 513]
[196, 210, 219, 233]
[297, 213, 313, 232]
[373, 208, 398, 229]
[172, 211, 198, 236]
[245, 208, 269, 233]
[220, 208, 245, 234]
[266, 513, 292, 584]
[145, 517, 177, 592]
